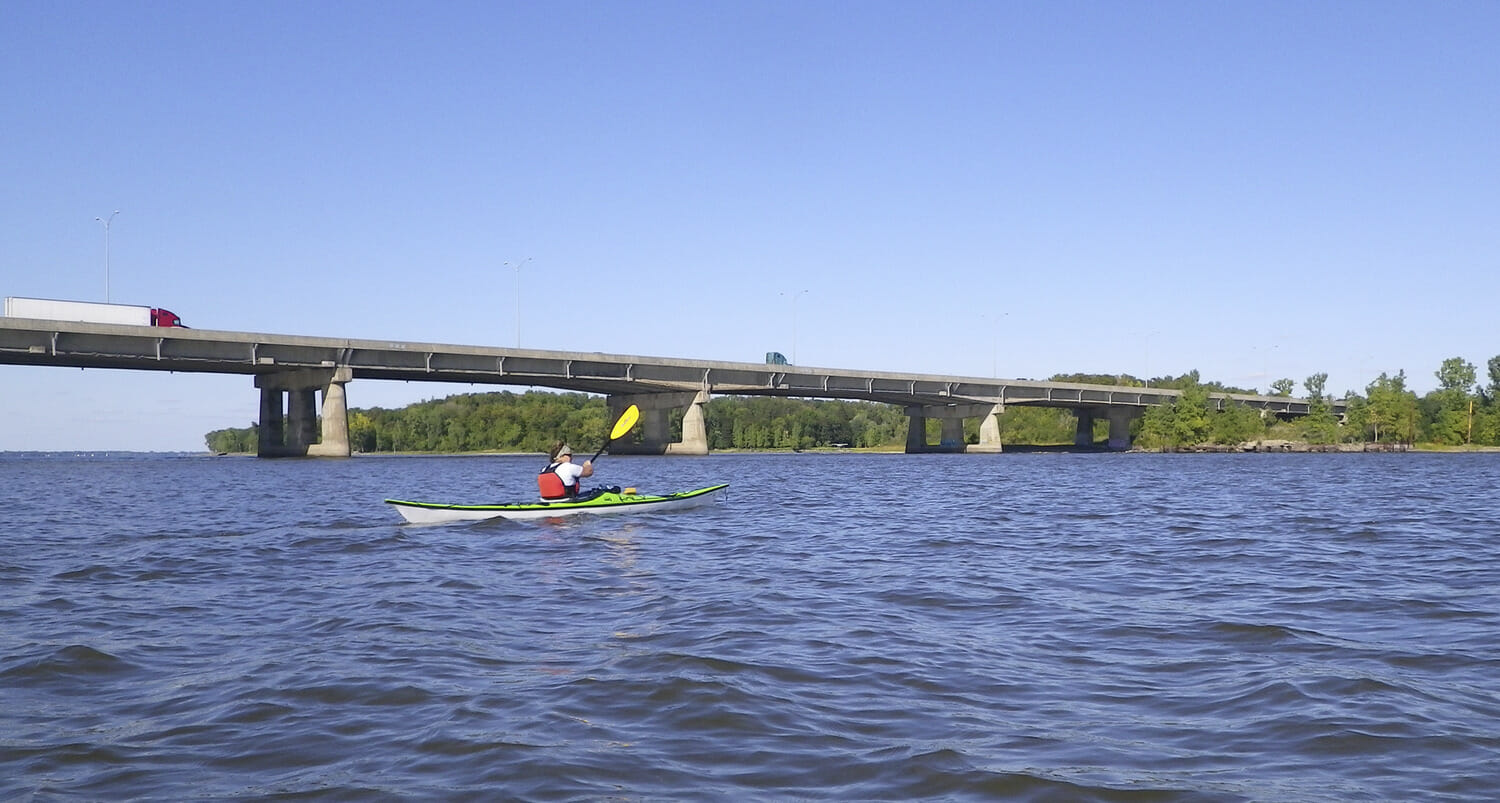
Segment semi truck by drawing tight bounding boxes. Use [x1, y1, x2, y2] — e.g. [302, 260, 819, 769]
[3, 297, 187, 327]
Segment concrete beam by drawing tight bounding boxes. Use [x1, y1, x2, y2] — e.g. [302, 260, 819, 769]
[611, 391, 701, 411]
[911, 402, 1003, 419]
[255, 366, 352, 391]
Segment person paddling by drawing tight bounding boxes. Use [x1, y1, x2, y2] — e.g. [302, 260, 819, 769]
[536, 407, 639, 503]
[538, 442, 593, 501]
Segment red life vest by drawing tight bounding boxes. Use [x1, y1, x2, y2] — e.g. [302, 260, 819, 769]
[538, 462, 574, 499]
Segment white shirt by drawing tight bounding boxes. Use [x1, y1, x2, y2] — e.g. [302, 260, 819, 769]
[552, 460, 585, 489]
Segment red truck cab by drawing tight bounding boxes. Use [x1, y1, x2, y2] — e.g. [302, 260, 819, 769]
[151, 308, 187, 327]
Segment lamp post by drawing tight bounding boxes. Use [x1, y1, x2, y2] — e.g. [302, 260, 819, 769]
[981, 312, 1007, 378]
[506, 257, 531, 347]
[95, 210, 120, 302]
[1139, 329, 1160, 388]
[781, 289, 808, 364]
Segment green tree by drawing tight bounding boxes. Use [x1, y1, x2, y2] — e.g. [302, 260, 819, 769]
[1342, 394, 1370, 441]
[1133, 381, 1218, 450]
[1297, 400, 1340, 444]
[348, 411, 377, 452]
[1210, 401, 1267, 445]
[1364, 371, 1419, 445]
[1172, 383, 1214, 445]
[1436, 357, 1478, 394]
[1425, 357, 1479, 445]
[1473, 402, 1500, 446]
[999, 407, 1077, 445]
[1135, 402, 1176, 450]
[205, 423, 258, 453]
[1270, 378, 1295, 396]
[1303, 372, 1328, 401]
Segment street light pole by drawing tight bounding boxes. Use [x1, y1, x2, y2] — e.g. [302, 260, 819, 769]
[781, 289, 808, 364]
[981, 312, 1007, 378]
[1138, 329, 1160, 388]
[95, 210, 120, 302]
[506, 257, 531, 347]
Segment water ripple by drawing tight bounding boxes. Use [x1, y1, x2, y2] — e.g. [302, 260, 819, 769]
[3, 452, 1500, 799]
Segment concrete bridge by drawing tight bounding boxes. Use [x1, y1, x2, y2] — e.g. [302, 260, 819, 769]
[0, 318, 1341, 456]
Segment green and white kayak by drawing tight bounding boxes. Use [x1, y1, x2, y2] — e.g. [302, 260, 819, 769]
[385, 483, 729, 524]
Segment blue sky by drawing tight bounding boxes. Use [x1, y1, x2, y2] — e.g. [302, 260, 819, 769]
[3, 1, 1497, 451]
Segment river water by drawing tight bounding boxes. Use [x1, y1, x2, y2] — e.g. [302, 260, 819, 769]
[3, 451, 1499, 801]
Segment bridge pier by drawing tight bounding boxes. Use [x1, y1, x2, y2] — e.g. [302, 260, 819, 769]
[258, 385, 285, 453]
[254, 368, 352, 457]
[906, 403, 1001, 453]
[1107, 407, 1137, 450]
[1072, 406, 1140, 450]
[608, 391, 709, 455]
[1074, 410, 1097, 447]
[972, 403, 1005, 453]
[673, 389, 710, 455]
[1068, 408, 1134, 453]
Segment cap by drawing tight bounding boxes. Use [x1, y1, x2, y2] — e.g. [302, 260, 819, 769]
[557, 444, 573, 457]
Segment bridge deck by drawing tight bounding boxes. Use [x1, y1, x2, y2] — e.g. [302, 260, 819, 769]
[0, 318, 1337, 415]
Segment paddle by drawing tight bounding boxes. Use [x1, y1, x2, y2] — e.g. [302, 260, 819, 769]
[588, 404, 640, 463]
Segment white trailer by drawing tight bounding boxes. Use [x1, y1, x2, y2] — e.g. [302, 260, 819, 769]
[3, 297, 185, 327]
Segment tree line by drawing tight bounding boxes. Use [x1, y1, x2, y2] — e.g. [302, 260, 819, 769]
[1133, 356, 1500, 449]
[204, 354, 1500, 453]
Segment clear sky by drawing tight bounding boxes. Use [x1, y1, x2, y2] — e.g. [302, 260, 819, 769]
[3, 1, 1497, 451]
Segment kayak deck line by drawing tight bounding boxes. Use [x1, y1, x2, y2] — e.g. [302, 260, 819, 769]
[384, 483, 729, 524]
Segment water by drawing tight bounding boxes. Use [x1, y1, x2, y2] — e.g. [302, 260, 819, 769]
[3, 451, 1499, 801]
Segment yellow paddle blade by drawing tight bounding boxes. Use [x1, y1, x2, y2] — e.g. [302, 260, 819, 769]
[610, 404, 640, 440]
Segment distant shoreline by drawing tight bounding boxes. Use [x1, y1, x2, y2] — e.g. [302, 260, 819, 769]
[187, 443, 1500, 457]
[13, 443, 1500, 457]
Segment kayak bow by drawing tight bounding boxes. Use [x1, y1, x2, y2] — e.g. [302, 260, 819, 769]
[384, 483, 729, 524]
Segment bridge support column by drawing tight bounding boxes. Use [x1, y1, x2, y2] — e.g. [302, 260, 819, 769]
[308, 378, 350, 457]
[1107, 407, 1138, 451]
[971, 403, 1005, 453]
[608, 391, 707, 455]
[905, 408, 928, 453]
[940, 418, 965, 450]
[254, 368, 352, 457]
[905, 405, 973, 453]
[1074, 410, 1097, 448]
[289, 389, 318, 452]
[258, 387, 286, 457]
[666, 390, 710, 455]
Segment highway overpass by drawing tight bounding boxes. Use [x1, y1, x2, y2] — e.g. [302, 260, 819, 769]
[0, 318, 1339, 456]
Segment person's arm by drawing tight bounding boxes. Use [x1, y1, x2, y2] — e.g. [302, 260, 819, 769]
[580, 460, 594, 478]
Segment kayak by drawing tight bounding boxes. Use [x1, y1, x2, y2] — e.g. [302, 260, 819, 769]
[384, 483, 729, 524]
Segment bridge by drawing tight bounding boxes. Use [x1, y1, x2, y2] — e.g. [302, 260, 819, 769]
[0, 318, 1339, 457]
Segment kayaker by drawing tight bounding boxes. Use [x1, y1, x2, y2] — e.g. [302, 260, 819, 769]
[538, 442, 593, 501]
